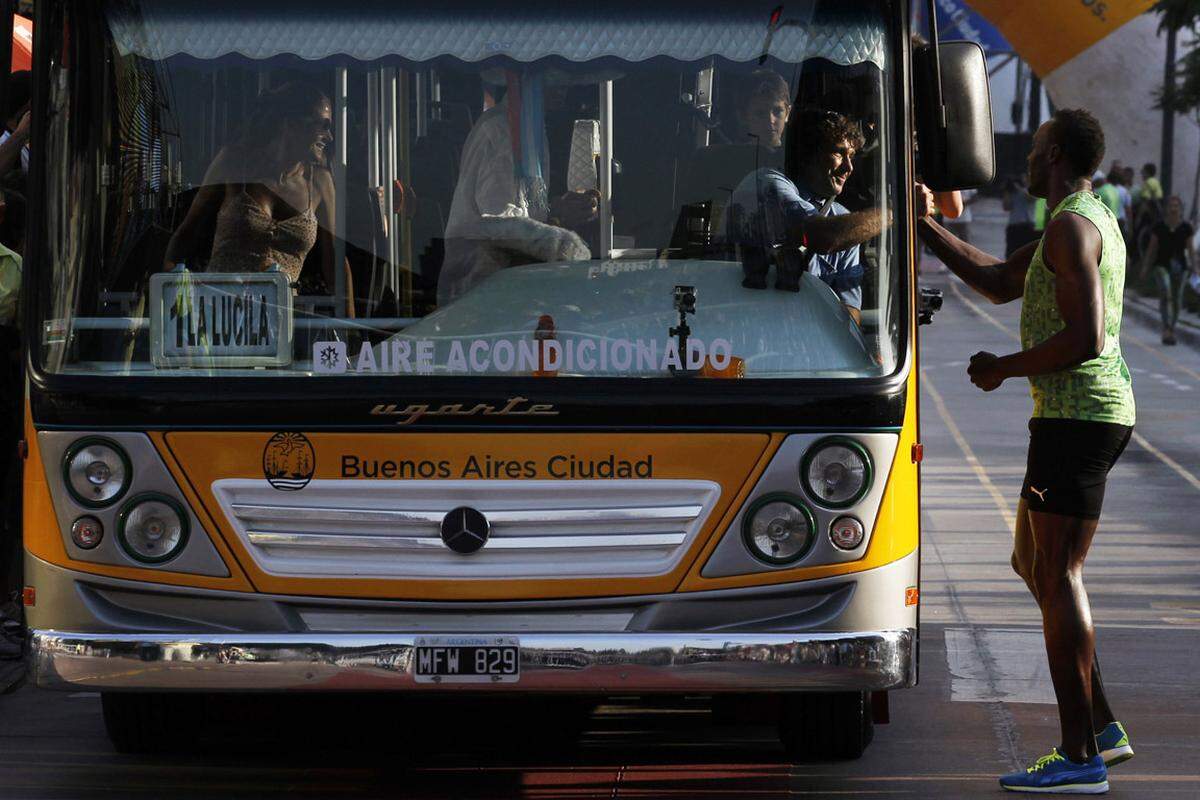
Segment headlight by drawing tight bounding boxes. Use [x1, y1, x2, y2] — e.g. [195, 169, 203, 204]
[63, 437, 131, 508]
[117, 493, 189, 564]
[801, 438, 872, 508]
[829, 516, 865, 550]
[742, 494, 816, 565]
[70, 516, 104, 549]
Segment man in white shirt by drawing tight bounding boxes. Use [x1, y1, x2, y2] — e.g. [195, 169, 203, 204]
[438, 72, 596, 306]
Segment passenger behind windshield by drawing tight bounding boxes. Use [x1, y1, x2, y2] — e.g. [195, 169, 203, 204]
[728, 107, 884, 323]
[438, 70, 600, 306]
[163, 82, 354, 316]
[736, 69, 791, 153]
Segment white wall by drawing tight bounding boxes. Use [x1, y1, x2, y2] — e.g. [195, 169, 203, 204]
[1043, 14, 1200, 207]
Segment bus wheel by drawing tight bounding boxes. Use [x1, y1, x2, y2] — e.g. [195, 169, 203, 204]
[101, 693, 197, 754]
[777, 691, 874, 761]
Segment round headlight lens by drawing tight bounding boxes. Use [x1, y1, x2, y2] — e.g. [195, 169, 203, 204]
[70, 516, 104, 549]
[118, 494, 189, 564]
[64, 438, 130, 508]
[742, 494, 816, 565]
[829, 516, 865, 550]
[802, 439, 871, 508]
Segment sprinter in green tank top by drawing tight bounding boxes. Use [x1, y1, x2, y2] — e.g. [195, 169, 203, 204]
[918, 109, 1135, 794]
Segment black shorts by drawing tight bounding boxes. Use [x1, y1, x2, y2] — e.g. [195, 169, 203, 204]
[1021, 418, 1133, 519]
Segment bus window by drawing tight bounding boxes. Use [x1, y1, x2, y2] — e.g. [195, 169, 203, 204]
[37, 0, 899, 379]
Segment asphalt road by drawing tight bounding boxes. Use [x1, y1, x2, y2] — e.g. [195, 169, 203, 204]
[2, 202, 1198, 798]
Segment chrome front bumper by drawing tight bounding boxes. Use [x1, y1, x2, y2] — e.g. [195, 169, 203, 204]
[30, 629, 915, 693]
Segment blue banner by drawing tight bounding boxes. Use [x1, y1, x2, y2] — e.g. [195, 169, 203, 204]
[917, 0, 1011, 54]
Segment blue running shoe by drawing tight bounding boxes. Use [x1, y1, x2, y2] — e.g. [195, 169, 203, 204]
[1095, 721, 1134, 767]
[999, 749, 1108, 794]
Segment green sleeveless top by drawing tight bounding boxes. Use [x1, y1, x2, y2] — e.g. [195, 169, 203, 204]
[1020, 191, 1135, 426]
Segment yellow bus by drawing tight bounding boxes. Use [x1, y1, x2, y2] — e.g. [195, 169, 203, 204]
[19, 0, 992, 758]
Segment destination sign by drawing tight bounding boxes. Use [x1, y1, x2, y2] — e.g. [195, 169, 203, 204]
[149, 271, 293, 367]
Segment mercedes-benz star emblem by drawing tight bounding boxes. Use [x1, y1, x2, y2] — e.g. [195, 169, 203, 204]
[439, 507, 490, 555]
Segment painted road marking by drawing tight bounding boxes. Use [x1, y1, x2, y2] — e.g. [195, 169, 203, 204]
[944, 628, 1055, 705]
[1122, 319, 1200, 383]
[922, 369, 1016, 531]
[1131, 430, 1200, 492]
[946, 279, 1200, 494]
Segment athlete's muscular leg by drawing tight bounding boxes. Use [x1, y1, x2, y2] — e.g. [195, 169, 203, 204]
[1011, 498, 1037, 596]
[1029, 509, 1101, 763]
[1012, 499, 1115, 730]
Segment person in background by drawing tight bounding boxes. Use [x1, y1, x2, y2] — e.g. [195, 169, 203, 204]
[1002, 175, 1038, 257]
[0, 71, 30, 181]
[0, 185, 24, 328]
[1138, 162, 1163, 207]
[1108, 168, 1132, 243]
[1139, 195, 1196, 346]
[1132, 162, 1164, 240]
[439, 70, 596, 306]
[943, 187, 977, 244]
[735, 68, 791, 152]
[0, 190, 20, 328]
[1094, 171, 1121, 219]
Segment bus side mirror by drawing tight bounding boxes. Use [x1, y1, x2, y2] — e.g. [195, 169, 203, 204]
[914, 41, 995, 192]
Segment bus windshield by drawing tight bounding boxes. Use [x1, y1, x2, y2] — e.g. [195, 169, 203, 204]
[36, 0, 901, 380]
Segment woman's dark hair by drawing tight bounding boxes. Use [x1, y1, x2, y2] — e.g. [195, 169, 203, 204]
[1049, 108, 1105, 179]
[234, 82, 329, 151]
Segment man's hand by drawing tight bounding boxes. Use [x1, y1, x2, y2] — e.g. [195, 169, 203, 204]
[913, 182, 935, 219]
[549, 189, 600, 230]
[968, 351, 1006, 391]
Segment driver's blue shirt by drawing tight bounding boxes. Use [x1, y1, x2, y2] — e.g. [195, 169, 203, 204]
[727, 168, 863, 309]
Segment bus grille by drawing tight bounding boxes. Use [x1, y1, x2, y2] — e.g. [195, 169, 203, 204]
[211, 480, 721, 579]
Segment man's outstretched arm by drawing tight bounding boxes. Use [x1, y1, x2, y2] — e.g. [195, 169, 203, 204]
[917, 215, 1037, 304]
[795, 209, 887, 255]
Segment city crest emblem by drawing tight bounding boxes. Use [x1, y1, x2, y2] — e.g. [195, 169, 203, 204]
[262, 432, 316, 491]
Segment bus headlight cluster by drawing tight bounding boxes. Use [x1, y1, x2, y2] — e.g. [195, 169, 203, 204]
[801, 438, 872, 508]
[742, 494, 816, 565]
[63, 438, 130, 508]
[117, 493, 189, 564]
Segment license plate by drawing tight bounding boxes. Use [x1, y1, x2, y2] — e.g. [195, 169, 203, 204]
[413, 636, 520, 684]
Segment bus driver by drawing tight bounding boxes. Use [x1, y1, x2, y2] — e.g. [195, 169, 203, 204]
[727, 108, 894, 323]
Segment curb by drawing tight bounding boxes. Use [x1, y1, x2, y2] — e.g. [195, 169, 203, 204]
[1123, 292, 1200, 350]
